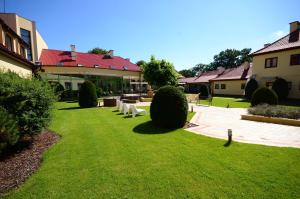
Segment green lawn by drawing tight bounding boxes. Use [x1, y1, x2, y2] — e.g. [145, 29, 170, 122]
[4, 102, 300, 199]
[198, 97, 251, 108]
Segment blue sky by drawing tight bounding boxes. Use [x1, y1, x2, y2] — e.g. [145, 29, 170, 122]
[2, 0, 299, 70]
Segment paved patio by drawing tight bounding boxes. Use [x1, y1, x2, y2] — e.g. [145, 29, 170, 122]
[187, 105, 300, 148]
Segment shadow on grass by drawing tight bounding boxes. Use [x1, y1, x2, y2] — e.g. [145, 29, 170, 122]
[133, 121, 176, 134]
[123, 115, 143, 119]
[58, 106, 83, 110]
[112, 110, 119, 112]
[223, 139, 232, 147]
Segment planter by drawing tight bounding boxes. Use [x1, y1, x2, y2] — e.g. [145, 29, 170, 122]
[122, 99, 137, 104]
[140, 97, 152, 102]
[241, 114, 300, 127]
[103, 98, 117, 107]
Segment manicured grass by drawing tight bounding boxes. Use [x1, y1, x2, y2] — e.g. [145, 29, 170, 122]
[198, 97, 250, 108]
[4, 102, 300, 198]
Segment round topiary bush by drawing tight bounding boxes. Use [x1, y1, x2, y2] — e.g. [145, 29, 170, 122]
[251, 87, 278, 106]
[79, 81, 98, 108]
[199, 85, 209, 97]
[245, 78, 258, 100]
[272, 77, 289, 100]
[150, 85, 188, 128]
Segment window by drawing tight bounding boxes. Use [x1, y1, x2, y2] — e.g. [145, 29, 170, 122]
[287, 82, 292, 90]
[266, 82, 273, 88]
[241, 83, 245, 90]
[20, 28, 32, 61]
[65, 82, 72, 90]
[77, 83, 82, 90]
[265, 57, 278, 68]
[214, 84, 219, 89]
[290, 54, 300, 65]
[5, 34, 13, 51]
[221, 84, 226, 89]
[20, 45, 26, 58]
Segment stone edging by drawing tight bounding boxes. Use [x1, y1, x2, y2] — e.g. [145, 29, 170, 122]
[241, 114, 300, 127]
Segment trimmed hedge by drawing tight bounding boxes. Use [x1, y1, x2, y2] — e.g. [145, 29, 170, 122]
[0, 71, 56, 136]
[0, 107, 19, 154]
[251, 87, 278, 106]
[177, 86, 185, 93]
[245, 78, 258, 100]
[150, 86, 188, 128]
[78, 81, 98, 108]
[248, 104, 300, 120]
[272, 77, 289, 100]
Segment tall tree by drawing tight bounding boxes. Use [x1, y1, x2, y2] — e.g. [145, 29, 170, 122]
[88, 47, 108, 55]
[178, 69, 195, 77]
[136, 60, 147, 69]
[143, 56, 178, 89]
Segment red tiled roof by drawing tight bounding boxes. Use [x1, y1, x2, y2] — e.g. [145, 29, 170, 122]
[210, 64, 252, 81]
[179, 70, 223, 84]
[252, 30, 300, 56]
[39, 49, 141, 72]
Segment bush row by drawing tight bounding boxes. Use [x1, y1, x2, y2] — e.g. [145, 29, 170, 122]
[248, 104, 300, 120]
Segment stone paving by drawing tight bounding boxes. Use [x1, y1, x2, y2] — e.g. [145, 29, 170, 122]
[187, 105, 300, 148]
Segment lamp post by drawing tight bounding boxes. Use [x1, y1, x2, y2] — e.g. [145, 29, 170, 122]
[228, 129, 232, 142]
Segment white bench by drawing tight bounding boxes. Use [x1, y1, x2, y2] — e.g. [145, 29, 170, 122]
[130, 105, 146, 117]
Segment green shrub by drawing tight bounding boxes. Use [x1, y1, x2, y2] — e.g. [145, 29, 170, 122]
[248, 104, 300, 119]
[272, 77, 289, 100]
[96, 87, 103, 97]
[199, 85, 209, 97]
[49, 82, 64, 100]
[245, 78, 258, 100]
[177, 86, 185, 93]
[251, 87, 278, 106]
[0, 71, 56, 137]
[61, 90, 78, 101]
[150, 86, 188, 128]
[78, 81, 98, 108]
[0, 107, 19, 154]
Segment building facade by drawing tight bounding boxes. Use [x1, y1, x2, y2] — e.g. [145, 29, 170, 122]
[39, 46, 146, 94]
[0, 17, 35, 77]
[0, 13, 48, 62]
[251, 21, 300, 99]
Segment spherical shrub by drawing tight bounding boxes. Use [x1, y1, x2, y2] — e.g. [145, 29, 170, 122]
[199, 85, 209, 97]
[150, 86, 188, 128]
[0, 107, 19, 154]
[272, 77, 289, 100]
[251, 87, 278, 106]
[79, 81, 98, 108]
[245, 78, 258, 100]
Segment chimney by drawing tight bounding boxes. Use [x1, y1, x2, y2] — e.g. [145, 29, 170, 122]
[242, 61, 250, 70]
[70, 44, 76, 61]
[108, 50, 114, 56]
[264, 43, 270, 48]
[289, 21, 300, 42]
[217, 67, 225, 74]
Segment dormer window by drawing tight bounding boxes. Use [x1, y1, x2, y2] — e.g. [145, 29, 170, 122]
[123, 66, 128, 70]
[94, 64, 99, 68]
[110, 65, 116, 69]
[77, 64, 83, 67]
[5, 33, 13, 51]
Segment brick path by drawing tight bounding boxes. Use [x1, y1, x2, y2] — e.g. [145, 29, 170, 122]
[187, 105, 300, 148]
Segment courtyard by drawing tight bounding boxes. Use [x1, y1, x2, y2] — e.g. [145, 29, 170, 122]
[2, 101, 300, 199]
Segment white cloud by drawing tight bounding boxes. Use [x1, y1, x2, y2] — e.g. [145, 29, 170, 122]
[273, 30, 287, 38]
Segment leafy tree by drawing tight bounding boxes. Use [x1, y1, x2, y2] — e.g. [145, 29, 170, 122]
[136, 60, 147, 68]
[88, 47, 109, 55]
[178, 69, 195, 77]
[194, 48, 252, 73]
[143, 56, 178, 88]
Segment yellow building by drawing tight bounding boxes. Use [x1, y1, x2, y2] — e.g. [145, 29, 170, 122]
[210, 63, 252, 96]
[0, 17, 35, 77]
[252, 21, 300, 99]
[40, 46, 146, 93]
[0, 13, 48, 62]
